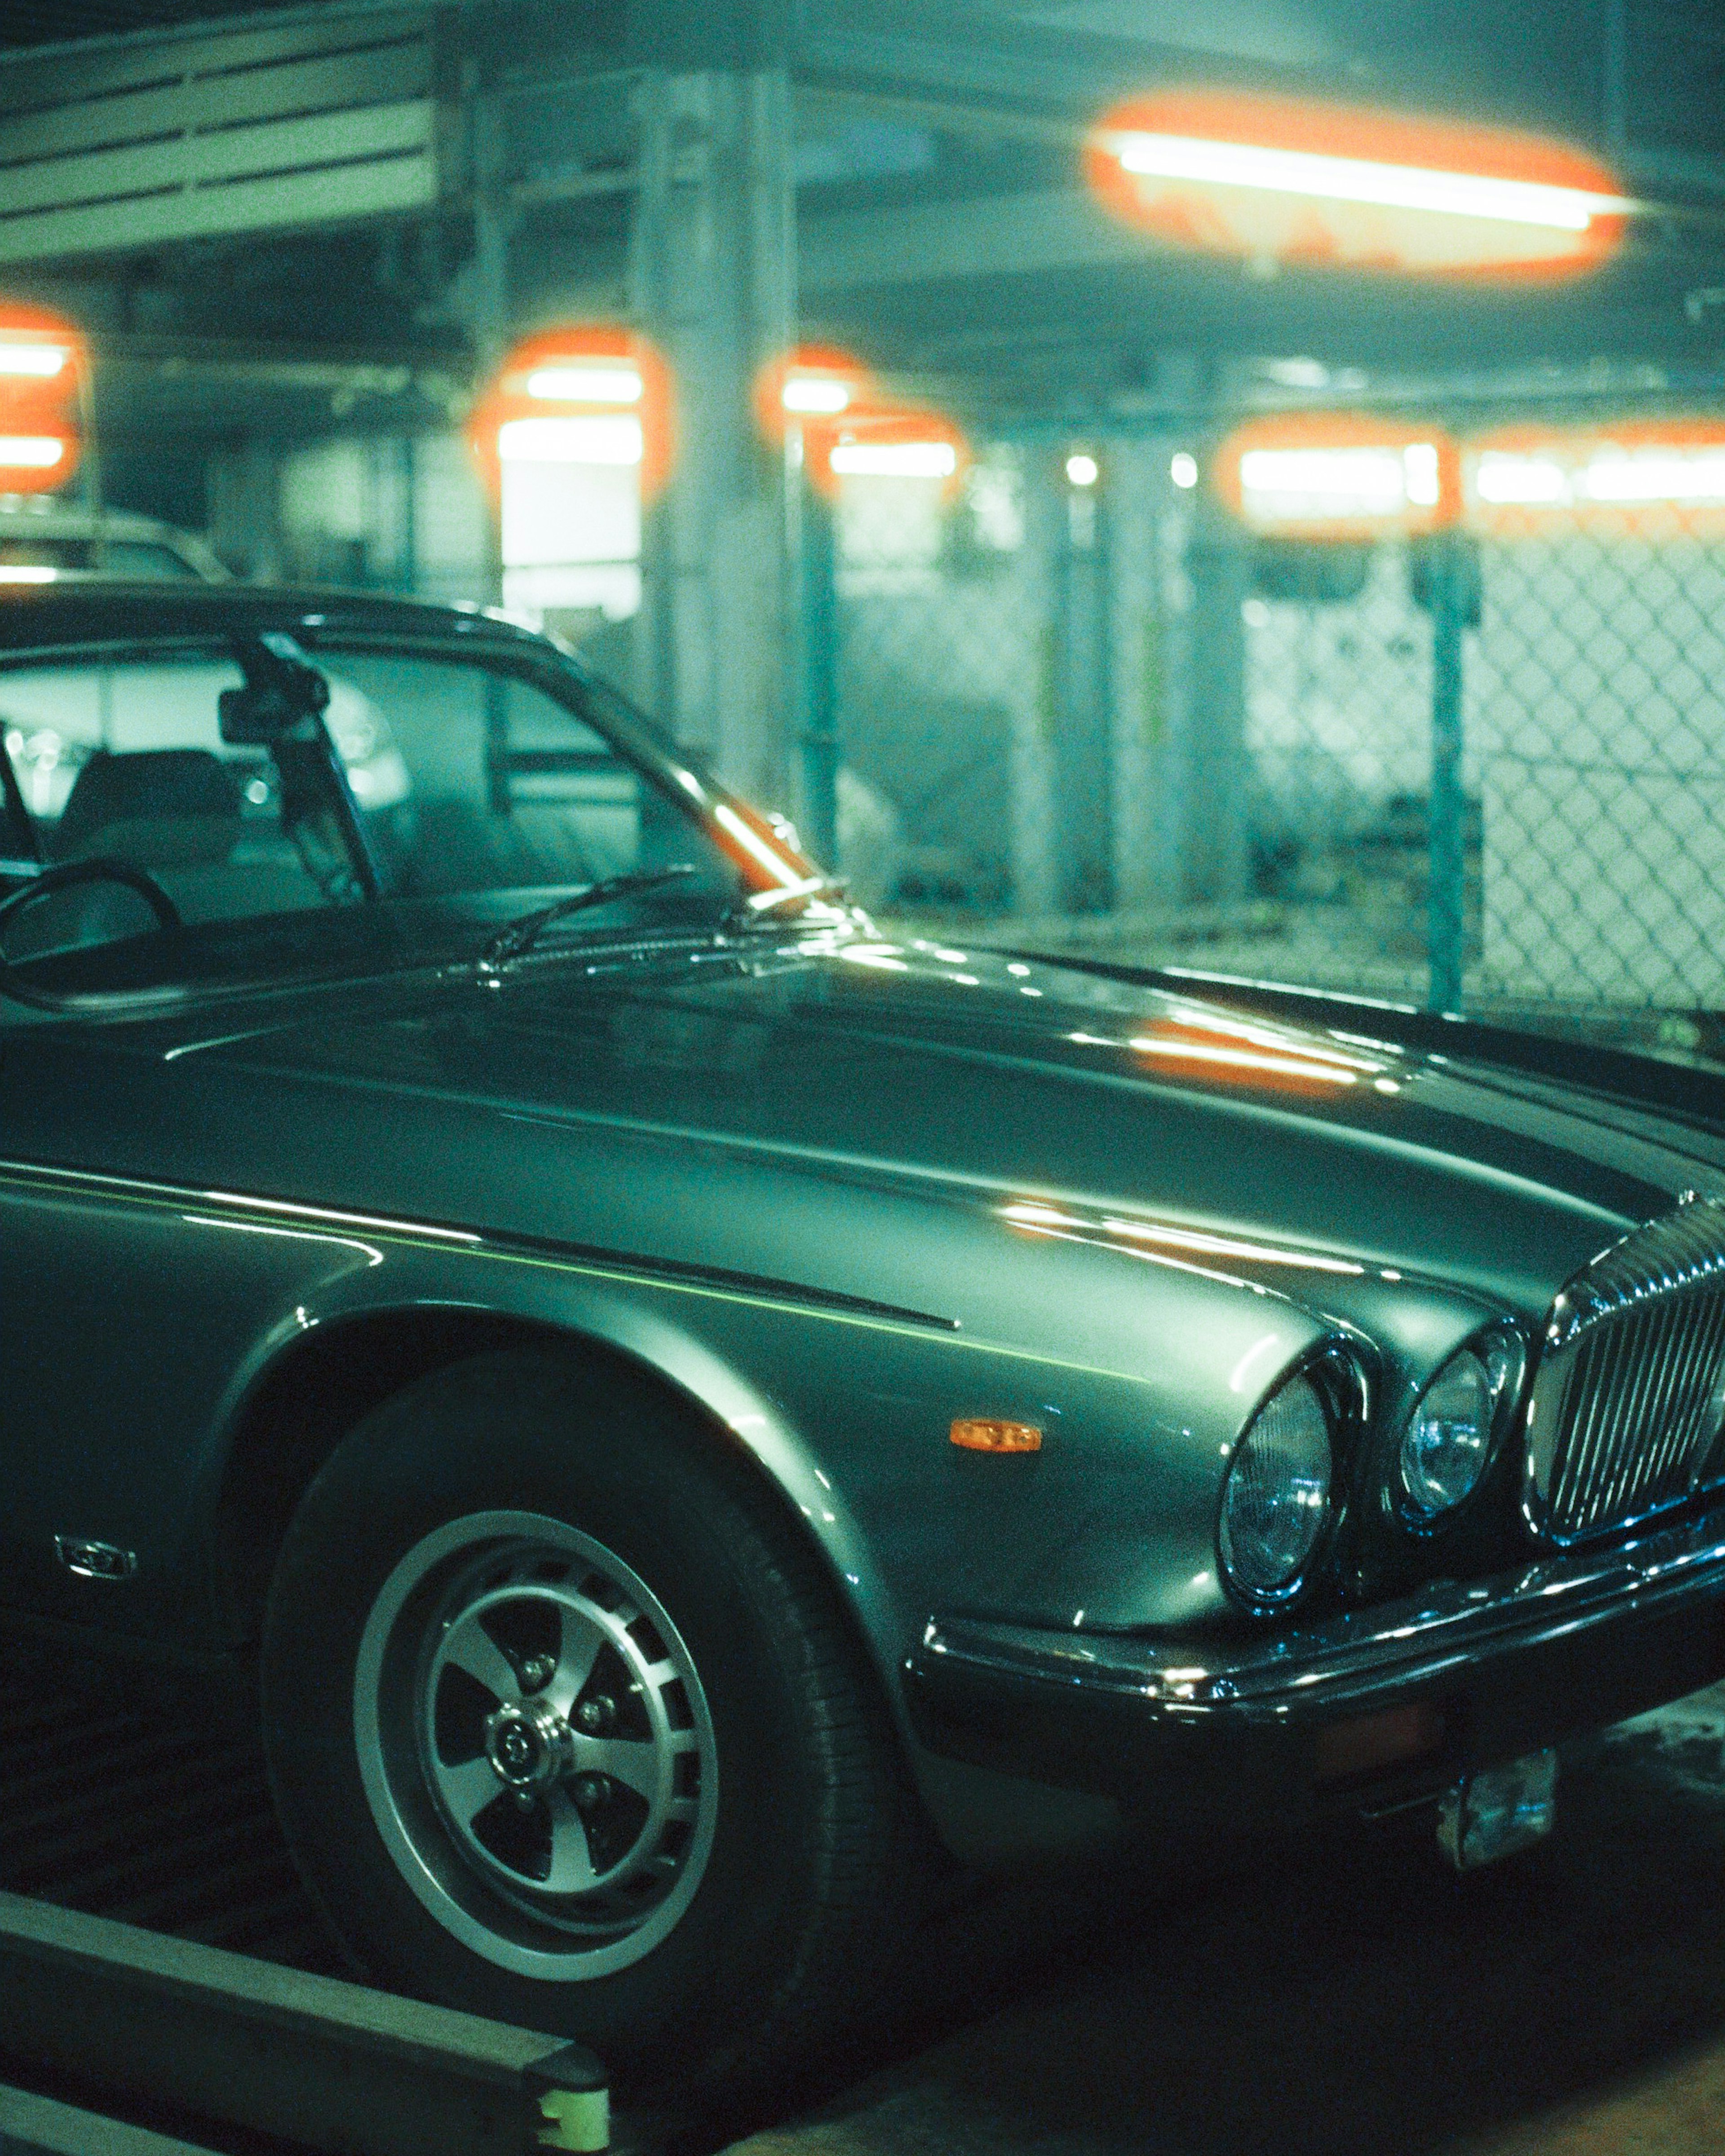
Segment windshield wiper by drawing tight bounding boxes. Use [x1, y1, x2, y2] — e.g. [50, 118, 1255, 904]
[476, 865, 698, 977]
[721, 874, 850, 932]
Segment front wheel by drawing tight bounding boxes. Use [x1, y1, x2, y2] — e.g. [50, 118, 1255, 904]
[260, 1350, 927, 2094]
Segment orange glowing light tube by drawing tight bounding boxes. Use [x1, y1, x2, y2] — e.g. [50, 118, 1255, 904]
[1217, 412, 1461, 540]
[806, 405, 969, 502]
[1465, 418, 1725, 535]
[468, 325, 677, 504]
[1086, 90, 1628, 279]
[0, 304, 85, 494]
[753, 342, 876, 448]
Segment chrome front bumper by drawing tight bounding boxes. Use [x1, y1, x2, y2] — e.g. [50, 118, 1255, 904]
[904, 1498, 1725, 1815]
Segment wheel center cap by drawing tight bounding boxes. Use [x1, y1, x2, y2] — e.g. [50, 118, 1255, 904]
[484, 1700, 572, 1791]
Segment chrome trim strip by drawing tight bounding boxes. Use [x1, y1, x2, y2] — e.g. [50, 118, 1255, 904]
[0, 1155, 962, 1333]
[919, 1491, 1725, 1716]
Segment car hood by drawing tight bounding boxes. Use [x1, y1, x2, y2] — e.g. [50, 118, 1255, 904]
[123, 932, 1725, 1324]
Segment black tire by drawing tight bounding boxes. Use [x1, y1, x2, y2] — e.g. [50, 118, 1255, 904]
[260, 1347, 928, 2096]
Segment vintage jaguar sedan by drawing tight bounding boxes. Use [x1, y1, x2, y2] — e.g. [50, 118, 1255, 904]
[3, 581, 1725, 2091]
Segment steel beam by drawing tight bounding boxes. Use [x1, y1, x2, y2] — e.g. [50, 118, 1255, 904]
[0, 1891, 608, 2156]
[0, 2084, 221, 2156]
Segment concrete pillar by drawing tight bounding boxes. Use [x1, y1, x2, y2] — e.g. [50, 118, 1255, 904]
[627, 4, 795, 812]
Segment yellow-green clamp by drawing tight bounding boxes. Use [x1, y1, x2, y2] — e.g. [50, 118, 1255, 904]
[525, 2042, 610, 2152]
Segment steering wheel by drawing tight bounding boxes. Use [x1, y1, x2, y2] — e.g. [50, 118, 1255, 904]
[0, 857, 182, 1008]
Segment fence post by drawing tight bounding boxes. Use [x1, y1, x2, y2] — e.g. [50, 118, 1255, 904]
[1052, 461, 1116, 913]
[1428, 532, 1467, 1013]
[797, 465, 840, 868]
[1185, 473, 1251, 907]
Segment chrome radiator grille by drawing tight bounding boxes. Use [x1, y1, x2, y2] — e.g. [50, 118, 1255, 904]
[1528, 1196, 1725, 1542]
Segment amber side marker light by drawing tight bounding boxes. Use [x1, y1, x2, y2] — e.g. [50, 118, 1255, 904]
[951, 1418, 1043, 1454]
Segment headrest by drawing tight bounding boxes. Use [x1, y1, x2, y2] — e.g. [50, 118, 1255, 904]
[55, 748, 244, 869]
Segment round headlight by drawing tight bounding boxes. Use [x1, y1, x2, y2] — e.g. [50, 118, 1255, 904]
[1400, 1337, 1517, 1516]
[1219, 1371, 1333, 1602]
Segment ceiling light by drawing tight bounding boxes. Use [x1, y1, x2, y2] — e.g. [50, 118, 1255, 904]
[0, 437, 66, 468]
[0, 343, 68, 378]
[524, 365, 641, 403]
[497, 415, 643, 465]
[782, 377, 852, 414]
[829, 441, 957, 479]
[1107, 131, 1627, 232]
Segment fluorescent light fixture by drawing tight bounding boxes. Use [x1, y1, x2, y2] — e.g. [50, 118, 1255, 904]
[0, 437, 65, 468]
[1066, 453, 1100, 487]
[0, 564, 55, 582]
[498, 415, 643, 465]
[828, 440, 957, 479]
[1108, 131, 1629, 231]
[1170, 451, 1199, 489]
[1239, 443, 1437, 520]
[1580, 450, 1725, 503]
[782, 376, 852, 415]
[1403, 442, 1441, 506]
[1473, 452, 1569, 504]
[1472, 446, 1725, 508]
[0, 342, 67, 378]
[524, 364, 641, 404]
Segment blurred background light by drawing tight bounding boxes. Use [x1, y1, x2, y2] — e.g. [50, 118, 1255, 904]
[1220, 415, 1460, 536]
[1066, 453, 1100, 487]
[0, 436, 66, 469]
[497, 415, 644, 465]
[829, 440, 958, 478]
[0, 344, 67, 378]
[1086, 91, 1629, 278]
[1238, 444, 1445, 520]
[1465, 424, 1725, 526]
[524, 364, 641, 404]
[783, 376, 853, 415]
[1108, 131, 1623, 233]
[755, 343, 874, 447]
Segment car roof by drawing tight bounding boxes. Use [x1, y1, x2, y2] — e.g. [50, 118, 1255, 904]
[0, 581, 553, 656]
[0, 501, 181, 538]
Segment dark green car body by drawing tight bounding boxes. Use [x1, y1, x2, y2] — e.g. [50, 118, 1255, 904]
[3, 584, 1724, 1870]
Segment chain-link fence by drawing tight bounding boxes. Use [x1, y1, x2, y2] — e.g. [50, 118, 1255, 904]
[806, 413, 1725, 1053]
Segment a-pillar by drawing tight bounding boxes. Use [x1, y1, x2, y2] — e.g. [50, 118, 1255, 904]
[627, 0, 796, 817]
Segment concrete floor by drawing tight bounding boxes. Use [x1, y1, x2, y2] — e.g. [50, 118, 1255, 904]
[723, 1685, 1725, 2156]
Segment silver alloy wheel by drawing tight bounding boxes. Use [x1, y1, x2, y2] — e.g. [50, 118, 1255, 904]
[352, 1510, 719, 1980]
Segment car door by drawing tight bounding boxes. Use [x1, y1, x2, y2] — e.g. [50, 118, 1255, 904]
[0, 647, 286, 1634]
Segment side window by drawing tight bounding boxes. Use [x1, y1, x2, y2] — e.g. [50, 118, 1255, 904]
[0, 654, 348, 928]
[327, 655, 709, 898]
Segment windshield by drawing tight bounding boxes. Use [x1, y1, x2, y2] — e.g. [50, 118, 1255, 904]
[0, 635, 817, 1007]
